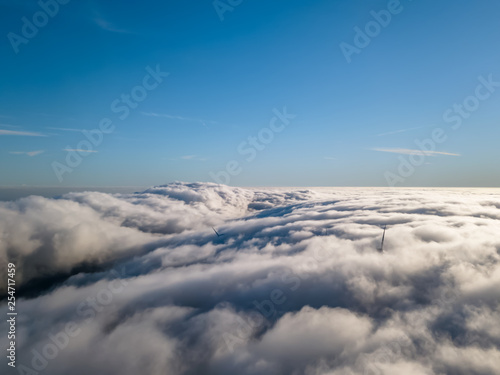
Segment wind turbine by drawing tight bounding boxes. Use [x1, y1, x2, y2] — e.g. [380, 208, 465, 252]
[212, 227, 224, 238]
[378, 225, 387, 252]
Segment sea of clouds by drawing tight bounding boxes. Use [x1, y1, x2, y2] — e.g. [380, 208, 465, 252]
[1, 182, 500, 375]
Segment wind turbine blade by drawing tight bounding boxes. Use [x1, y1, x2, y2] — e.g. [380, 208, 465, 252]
[380, 225, 386, 252]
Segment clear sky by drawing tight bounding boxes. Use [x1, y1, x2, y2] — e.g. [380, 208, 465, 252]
[1, 0, 499, 188]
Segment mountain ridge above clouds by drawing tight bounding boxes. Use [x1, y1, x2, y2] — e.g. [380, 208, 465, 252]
[1, 183, 500, 374]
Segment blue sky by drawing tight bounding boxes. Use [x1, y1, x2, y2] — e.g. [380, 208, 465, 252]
[1, 0, 499, 187]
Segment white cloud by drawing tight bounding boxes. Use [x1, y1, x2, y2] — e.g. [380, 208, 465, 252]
[47, 127, 85, 132]
[1, 183, 499, 374]
[63, 149, 98, 153]
[9, 150, 45, 156]
[0, 129, 46, 137]
[371, 148, 461, 156]
[181, 155, 207, 161]
[93, 16, 134, 34]
[142, 112, 216, 126]
[377, 126, 425, 137]
[166, 155, 208, 161]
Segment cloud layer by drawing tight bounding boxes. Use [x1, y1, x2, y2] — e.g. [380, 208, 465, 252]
[1, 183, 500, 374]
[371, 148, 461, 157]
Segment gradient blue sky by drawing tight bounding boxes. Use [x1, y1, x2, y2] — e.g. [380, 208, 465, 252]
[1, 0, 499, 187]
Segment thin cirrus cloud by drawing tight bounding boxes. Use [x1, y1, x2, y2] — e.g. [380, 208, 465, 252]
[63, 149, 98, 153]
[168, 155, 207, 161]
[142, 112, 216, 126]
[94, 17, 134, 34]
[0, 129, 46, 137]
[9, 150, 45, 157]
[91, 9, 136, 34]
[376, 126, 425, 137]
[46, 127, 85, 132]
[371, 148, 461, 157]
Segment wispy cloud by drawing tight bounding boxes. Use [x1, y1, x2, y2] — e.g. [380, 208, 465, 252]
[324, 156, 337, 161]
[371, 148, 460, 157]
[63, 149, 98, 153]
[0, 129, 46, 137]
[47, 127, 84, 132]
[377, 126, 425, 137]
[142, 112, 215, 127]
[9, 150, 45, 157]
[168, 155, 207, 162]
[182, 155, 207, 161]
[93, 16, 134, 34]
